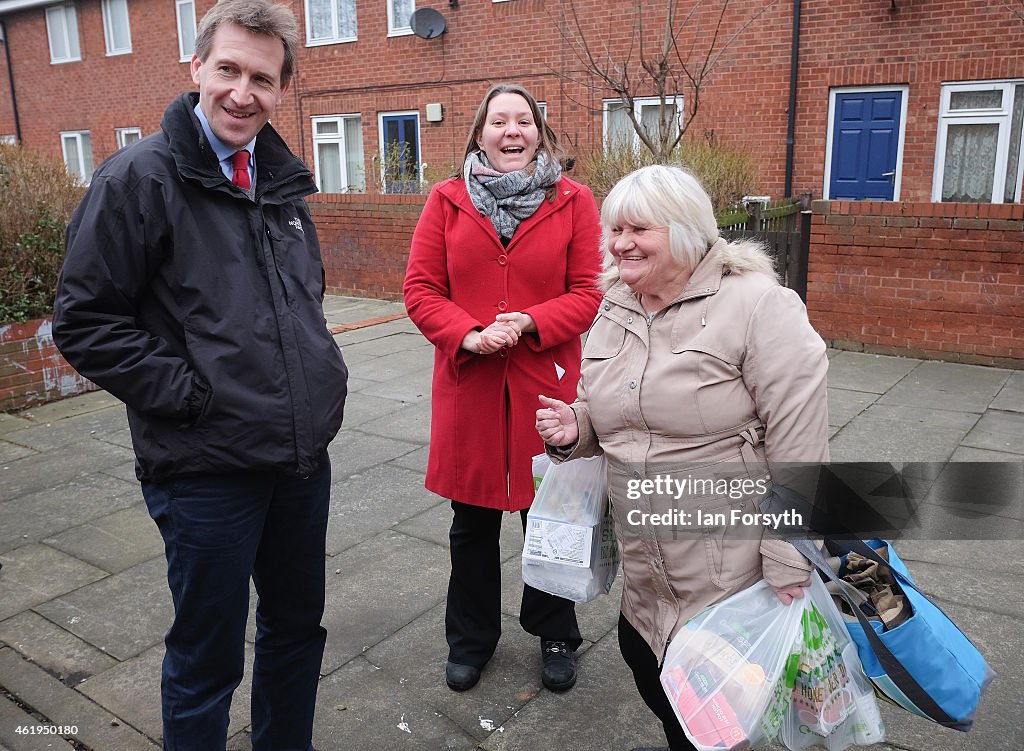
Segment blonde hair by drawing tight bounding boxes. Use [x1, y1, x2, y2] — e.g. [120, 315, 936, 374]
[599, 165, 720, 288]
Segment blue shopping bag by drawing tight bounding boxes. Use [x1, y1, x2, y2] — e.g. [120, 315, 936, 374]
[790, 538, 995, 731]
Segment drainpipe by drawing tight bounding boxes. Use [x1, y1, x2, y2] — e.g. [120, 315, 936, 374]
[784, 0, 801, 198]
[0, 20, 22, 143]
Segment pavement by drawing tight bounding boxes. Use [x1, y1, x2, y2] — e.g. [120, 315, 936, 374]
[0, 294, 1022, 751]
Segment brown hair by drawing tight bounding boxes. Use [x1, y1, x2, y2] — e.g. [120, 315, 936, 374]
[195, 0, 299, 87]
[451, 82, 565, 178]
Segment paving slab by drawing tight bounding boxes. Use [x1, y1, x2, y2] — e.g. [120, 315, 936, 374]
[0, 610, 119, 686]
[358, 368, 434, 404]
[321, 295, 406, 322]
[336, 391, 411, 429]
[827, 387, 878, 428]
[0, 475, 141, 554]
[393, 503, 526, 562]
[857, 402, 982, 432]
[961, 410, 1024, 454]
[356, 401, 432, 444]
[76, 641, 255, 746]
[344, 331, 433, 358]
[0, 413, 34, 436]
[364, 603, 544, 742]
[1, 407, 128, 452]
[827, 414, 971, 463]
[990, 370, 1024, 413]
[333, 319, 420, 348]
[0, 439, 135, 503]
[478, 635, 657, 751]
[312, 655, 478, 751]
[349, 348, 435, 384]
[42, 504, 163, 574]
[877, 360, 1011, 413]
[950, 445, 1024, 461]
[320, 530, 449, 673]
[0, 441, 36, 464]
[97, 460, 139, 485]
[0, 545, 108, 622]
[325, 464, 442, 556]
[34, 557, 171, 661]
[0, 693, 76, 750]
[389, 444, 430, 474]
[326, 429, 424, 483]
[17, 392, 121, 423]
[825, 351, 921, 394]
[0, 647, 159, 750]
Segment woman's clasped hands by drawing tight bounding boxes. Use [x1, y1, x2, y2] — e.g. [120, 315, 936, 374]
[462, 312, 535, 354]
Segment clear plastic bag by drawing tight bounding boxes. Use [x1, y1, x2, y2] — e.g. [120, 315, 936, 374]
[521, 454, 619, 603]
[779, 575, 885, 750]
[660, 580, 806, 751]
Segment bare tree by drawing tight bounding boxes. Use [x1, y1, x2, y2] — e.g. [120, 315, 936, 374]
[553, 0, 777, 161]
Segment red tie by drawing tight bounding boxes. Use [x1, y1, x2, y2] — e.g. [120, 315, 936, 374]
[231, 150, 251, 190]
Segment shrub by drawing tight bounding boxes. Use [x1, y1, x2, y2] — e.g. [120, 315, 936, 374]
[573, 134, 760, 213]
[0, 144, 82, 323]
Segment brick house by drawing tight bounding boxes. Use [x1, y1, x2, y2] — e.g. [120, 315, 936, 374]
[0, 0, 1021, 402]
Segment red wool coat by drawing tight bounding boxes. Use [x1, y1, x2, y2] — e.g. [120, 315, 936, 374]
[404, 176, 603, 510]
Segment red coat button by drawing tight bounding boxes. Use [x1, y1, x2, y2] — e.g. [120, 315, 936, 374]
[497, 254, 509, 266]
[497, 301, 508, 312]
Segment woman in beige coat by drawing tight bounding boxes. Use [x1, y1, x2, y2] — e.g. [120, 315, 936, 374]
[536, 165, 829, 751]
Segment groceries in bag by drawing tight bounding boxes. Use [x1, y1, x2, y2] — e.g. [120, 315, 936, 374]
[660, 580, 806, 751]
[522, 454, 619, 603]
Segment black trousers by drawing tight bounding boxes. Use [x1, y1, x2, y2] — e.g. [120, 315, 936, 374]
[446, 500, 582, 667]
[618, 613, 698, 751]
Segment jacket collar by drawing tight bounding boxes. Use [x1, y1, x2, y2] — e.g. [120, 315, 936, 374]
[437, 175, 581, 250]
[162, 92, 315, 203]
[603, 237, 729, 312]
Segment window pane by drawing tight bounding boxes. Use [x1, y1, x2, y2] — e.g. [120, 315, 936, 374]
[1005, 85, 1024, 202]
[104, 0, 131, 52]
[344, 118, 364, 191]
[391, 0, 412, 29]
[47, 7, 69, 61]
[81, 133, 93, 182]
[606, 103, 634, 149]
[942, 123, 999, 202]
[950, 90, 1003, 111]
[63, 136, 81, 179]
[310, 0, 333, 40]
[178, 0, 196, 57]
[65, 5, 80, 58]
[316, 120, 339, 135]
[338, 0, 356, 38]
[318, 142, 342, 193]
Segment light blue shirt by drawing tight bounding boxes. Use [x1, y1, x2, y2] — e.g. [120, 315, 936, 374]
[194, 103, 256, 186]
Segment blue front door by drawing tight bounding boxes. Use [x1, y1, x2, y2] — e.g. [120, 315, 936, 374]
[829, 91, 902, 200]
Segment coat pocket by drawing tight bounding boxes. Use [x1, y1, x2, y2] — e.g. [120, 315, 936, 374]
[698, 495, 763, 589]
[582, 318, 625, 359]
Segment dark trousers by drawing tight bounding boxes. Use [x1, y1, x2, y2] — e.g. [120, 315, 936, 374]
[445, 500, 582, 667]
[141, 456, 331, 751]
[618, 613, 698, 751]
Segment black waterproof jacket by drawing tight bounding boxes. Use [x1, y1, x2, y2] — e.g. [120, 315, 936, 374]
[53, 92, 348, 481]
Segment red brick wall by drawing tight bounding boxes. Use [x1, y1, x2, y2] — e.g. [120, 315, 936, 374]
[806, 201, 1024, 367]
[310, 192, 426, 300]
[0, 317, 96, 411]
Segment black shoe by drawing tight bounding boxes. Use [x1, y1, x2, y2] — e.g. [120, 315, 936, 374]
[540, 640, 577, 691]
[445, 661, 481, 691]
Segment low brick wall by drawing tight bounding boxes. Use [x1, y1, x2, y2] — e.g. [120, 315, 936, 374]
[806, 201, 1024, 368]
[0, 318, 96, 412]
[310, 193, 427, 300]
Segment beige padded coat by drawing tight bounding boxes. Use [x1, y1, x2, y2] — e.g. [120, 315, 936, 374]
[557, 238, 829, 661]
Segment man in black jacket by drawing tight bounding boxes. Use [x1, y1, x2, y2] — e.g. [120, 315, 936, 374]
[52, 1, 347, 748]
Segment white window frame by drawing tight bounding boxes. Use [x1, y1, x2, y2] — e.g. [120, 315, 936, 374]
[537, 101, 547, 121]
[602, 96, 683, 151]
[45, 3, 81, 64]
[116, 127, 142, 149]
[932, 79, 1024, 203]
[101, 0, 132, 55]
[387, 0, 414, 36]
[0, 135, 17, 145]
[311, 114, 365, 193]
[305, 0, 357, 46]
[61, 131, 93, 184]
[176, 0, 196, 62]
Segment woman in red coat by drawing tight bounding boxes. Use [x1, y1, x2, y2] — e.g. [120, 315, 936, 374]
[404, 83, 603, 693]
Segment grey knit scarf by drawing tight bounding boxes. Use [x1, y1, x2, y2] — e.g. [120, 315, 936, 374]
[463, 150, 562, 240]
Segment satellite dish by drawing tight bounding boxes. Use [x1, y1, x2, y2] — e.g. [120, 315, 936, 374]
[410, 8, 447, 39]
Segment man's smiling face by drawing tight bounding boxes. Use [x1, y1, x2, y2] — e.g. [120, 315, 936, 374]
[191, 23, 289, 150]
